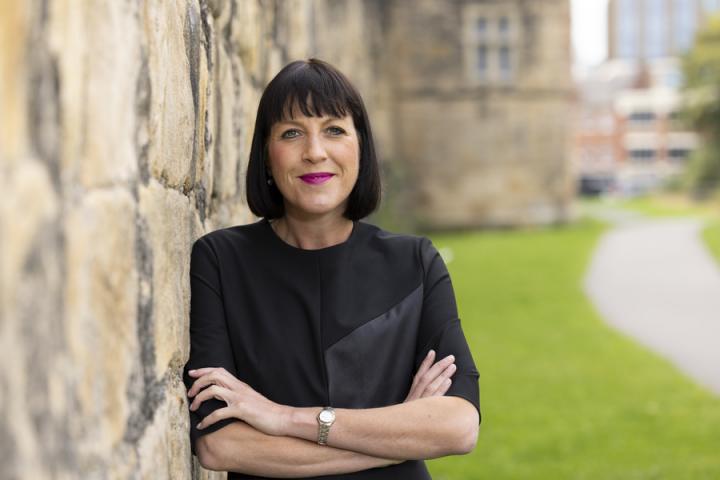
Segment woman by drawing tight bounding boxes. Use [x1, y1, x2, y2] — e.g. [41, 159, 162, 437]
[182, 58, 480, 479]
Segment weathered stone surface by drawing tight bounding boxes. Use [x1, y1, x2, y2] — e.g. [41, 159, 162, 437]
[0, 1, 31, 165]
[0, 157, 64, 480]
[138, 179, 194, 378]
[49, 0, 141, 188]
[137, 377, 192, 480]
[64, 188, 139, 461]
[143, 1, 196, 189]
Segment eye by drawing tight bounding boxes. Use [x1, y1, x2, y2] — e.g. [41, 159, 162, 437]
[281, 129, 301, 139]
[327, 126, 346, 135]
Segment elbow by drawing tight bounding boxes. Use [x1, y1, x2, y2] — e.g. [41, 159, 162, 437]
[457, 419, 479, 455]
[431, 397, 480, 457]
[450, 403, 480, 456]
[195, 436, 221, 471]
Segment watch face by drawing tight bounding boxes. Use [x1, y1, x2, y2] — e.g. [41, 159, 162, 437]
[319, 410, 335, 423]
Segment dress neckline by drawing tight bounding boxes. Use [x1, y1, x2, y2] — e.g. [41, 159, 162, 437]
[261, 217, 359, 255]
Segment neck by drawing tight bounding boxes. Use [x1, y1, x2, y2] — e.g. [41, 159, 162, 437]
[271, 213, 354, 250]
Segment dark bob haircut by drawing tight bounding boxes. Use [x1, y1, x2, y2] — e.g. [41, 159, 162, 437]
[246, 58, 381, 220]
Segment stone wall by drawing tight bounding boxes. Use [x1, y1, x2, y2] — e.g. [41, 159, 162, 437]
[0, 1, 380, 478]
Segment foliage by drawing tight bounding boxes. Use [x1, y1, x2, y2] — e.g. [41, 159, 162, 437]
[423, 220, 720, 479]
[681, 15, 720, 197]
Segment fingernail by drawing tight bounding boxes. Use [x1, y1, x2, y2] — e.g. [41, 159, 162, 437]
[448, 355, 455, 361]
[189, 369, 196, 374]
[428, 350, 434, 357]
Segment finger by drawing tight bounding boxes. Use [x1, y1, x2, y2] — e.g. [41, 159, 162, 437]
[405, 351, 438, 402]
[189, 385, 229, 411]
[187, 367, 223, 377]
[411, 350, 436, 388]
[197, 406, 234, 430]
[415, 355, 455, 393]
[422, 362, 456, 396]
[188, 371, 229, 398]
[404, 384, 421, 402]
[431, 378, 452, 397]
[424, 364, 456, 396]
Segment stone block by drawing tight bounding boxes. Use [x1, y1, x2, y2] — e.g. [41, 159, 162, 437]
[63, 187, 139, 459]
[142, 0, 196, 188]
[137, 377, 192, 480]
[138, 180, 194, 378]
[49, 0, 141, 187]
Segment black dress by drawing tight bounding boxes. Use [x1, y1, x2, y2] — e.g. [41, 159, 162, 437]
[182, 218, 481, 479]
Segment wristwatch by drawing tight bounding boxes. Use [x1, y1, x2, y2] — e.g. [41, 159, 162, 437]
[316, 406, 336, 445]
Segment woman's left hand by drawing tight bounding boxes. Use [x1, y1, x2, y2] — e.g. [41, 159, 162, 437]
[187, 367, 290, 436]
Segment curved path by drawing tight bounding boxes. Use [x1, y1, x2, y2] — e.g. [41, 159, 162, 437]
[584, 216, 720, 395]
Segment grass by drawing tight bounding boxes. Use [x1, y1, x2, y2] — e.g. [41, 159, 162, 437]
[702, 220, 720, 264]
[580, 193, 719, 219]
[422, 219, 720, 479]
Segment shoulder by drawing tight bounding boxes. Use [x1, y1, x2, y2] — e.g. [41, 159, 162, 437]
[192, 220, 265, 258]
[358, 221, 440, 272]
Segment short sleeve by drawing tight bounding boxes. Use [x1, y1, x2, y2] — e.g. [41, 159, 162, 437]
[182, 236, 242, 455]
[414, 237, 481, 424]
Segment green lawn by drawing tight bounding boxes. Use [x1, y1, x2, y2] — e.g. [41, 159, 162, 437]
[423, 219, 720, 479]
[594, 194, 718, 219]
[703, 220, 720, 264]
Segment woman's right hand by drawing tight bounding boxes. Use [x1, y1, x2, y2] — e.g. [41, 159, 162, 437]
[403, 350, 456, 402]
[378, 350, 456, 468]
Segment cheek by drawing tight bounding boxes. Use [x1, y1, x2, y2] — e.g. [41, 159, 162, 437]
[336, 141, 360, 171]
[267, 143, 293, 169]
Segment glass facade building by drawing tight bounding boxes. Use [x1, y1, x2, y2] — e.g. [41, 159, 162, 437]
[609, 0, 720, 60]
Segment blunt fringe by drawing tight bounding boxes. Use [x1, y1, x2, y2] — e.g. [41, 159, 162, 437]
[246, 58, 381, 220]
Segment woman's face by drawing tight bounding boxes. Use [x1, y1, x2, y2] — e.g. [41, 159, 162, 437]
[266, 110, 360, 220]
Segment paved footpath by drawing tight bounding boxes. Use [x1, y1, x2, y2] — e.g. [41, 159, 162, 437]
[584, 215, 720, 395]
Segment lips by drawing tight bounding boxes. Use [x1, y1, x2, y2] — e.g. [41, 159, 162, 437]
[299, 173, 335, 185]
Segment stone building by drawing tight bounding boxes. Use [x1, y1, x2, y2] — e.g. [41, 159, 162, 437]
[381, 0, 574, 228]
[1, 0, 570, 478]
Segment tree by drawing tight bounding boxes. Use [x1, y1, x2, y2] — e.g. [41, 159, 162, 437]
[682, 14, 720, 197]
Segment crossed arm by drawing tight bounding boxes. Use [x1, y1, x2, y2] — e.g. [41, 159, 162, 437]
[197, 396, 478, 476]
[189, 350, 479, 475]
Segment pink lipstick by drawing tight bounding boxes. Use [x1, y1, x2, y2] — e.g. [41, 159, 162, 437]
[299, 173, 334, 185]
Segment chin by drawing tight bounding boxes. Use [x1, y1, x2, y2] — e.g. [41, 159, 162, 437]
[293, 201, 347, 217]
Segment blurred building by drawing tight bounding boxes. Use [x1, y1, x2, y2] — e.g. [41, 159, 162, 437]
[380, 0, 574, 229]
[574, 0, 719, 196]
[609, 0, 720, 60]
[613, 63, 699, 194]
[574, 59, 700, 195]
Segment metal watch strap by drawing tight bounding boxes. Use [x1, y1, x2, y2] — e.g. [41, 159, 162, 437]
[318, 422, 331, 445]
[317, 407, 335, 446]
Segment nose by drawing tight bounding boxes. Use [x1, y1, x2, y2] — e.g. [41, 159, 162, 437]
[303, 133, 328, 164]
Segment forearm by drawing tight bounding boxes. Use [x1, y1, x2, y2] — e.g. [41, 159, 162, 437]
[285, 396, 479, 461]
[197, 420, 402, 477]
